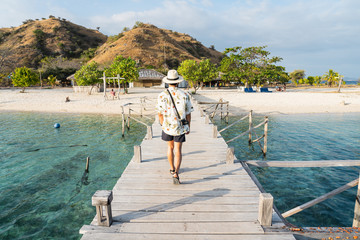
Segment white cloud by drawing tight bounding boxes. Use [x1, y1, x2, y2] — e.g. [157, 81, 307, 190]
[1, 0, 359, 77]
[91, 0, 211, 35]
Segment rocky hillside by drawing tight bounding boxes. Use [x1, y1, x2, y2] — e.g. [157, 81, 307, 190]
[0, 20, 223, 73]
[0, 17, 107, 69]
[91, 23, 223, 69]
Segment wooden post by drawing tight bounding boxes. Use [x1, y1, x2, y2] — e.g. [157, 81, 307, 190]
[127, 108, 131, 129]
[258, 193, 273, 226]
[226, 103, 229, 124]
[205, 114, 210, 124]
[248, 110, 253, 145]
[337, 76, 343, 93]
[146, 126, 153, 140]
[117, 74, 121, 100]
[140, 99, 143, 117]
[92, 190, 113, 227]
[121, 107, 125, 137]
[103, 72, 106, 99]
[353, 173, 360, 227]
[219, 99, 223, 120]
[133, 145, 142, 163]
[85, 157, 90, 173]
[263, 116, 268, 156]
[226, 147, 234, 164]
[213, 125, 218, 138]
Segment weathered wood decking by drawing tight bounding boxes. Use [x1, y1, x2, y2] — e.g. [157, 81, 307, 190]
[80, 102, 296, 239]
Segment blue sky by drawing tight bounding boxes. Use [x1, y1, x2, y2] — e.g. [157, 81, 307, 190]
[1, 0, 359, 79]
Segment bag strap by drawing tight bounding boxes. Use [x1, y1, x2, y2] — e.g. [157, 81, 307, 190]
[167, 89, 181, 120]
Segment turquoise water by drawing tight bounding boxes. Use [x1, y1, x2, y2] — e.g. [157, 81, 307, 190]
[0, 112, 151, 240]
[1, 112, 359, 239]
[216, 113, 360, 227]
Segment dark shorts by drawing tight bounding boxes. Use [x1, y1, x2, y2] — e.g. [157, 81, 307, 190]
[161, 131, 186, 142]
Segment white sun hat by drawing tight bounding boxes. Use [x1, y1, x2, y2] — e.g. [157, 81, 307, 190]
[162, 69, 184, 84]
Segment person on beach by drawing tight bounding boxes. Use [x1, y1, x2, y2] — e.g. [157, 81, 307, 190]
[157, 70, 193, 184]
[110, 89, 116, 99]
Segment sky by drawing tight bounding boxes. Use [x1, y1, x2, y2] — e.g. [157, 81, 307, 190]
[1, 0, 359, 79]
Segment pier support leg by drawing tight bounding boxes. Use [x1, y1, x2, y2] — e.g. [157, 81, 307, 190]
[92, 190, 113, 227]
[127, 108, 131, 129]
[146, 126, 153, 140]
[226, 147, 234, 164]
[353, 174, 360, 227]
[133, 145, 142, 163]
[263, 117, 268, 156]
[258, 193, 273, 226]
[205, 115, 210, 124]
[213, 125, 218, 138]
[121, 113, 125, 137]
[248, 110, 253, 145]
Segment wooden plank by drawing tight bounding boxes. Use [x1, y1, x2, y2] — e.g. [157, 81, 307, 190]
[81, 232, 296, 240]
[113, 182, 259, 191]
[111, 211, 258, 222]
[110, 202, 259, 212]
[81, 222, 264, 234]
[198, 101, 229, 104]
[110, 195, 260, 205]
[116, 176, 256, 185]
[112, 189, 260, 197]
[118, 172, 252, 179]
[244, 160, 360, 167]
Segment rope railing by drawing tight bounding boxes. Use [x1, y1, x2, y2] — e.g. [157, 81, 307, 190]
[196, 97, 360, 228]
[281, 177, 359, 219]
[218, 114, 249, 134]
[197, 99, 229, 123]
[121, 102, 155, 140]
[129, 109, 153, 121]
[195, 98, 269, 156]
[223, 114, 268, 155]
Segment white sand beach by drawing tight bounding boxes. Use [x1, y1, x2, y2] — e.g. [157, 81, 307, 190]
[194, 87, 360, 115]
[1, 87, 360, 115]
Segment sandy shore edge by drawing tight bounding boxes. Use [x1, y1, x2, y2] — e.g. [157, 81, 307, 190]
[1, 87, 360, 115]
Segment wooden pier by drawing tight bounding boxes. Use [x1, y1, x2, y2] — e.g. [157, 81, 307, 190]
[79, 102, 295, 239]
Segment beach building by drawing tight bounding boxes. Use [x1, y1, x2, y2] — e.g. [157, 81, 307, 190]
[131, 69, 165, 88]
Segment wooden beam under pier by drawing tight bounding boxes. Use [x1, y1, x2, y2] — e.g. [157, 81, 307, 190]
[243, 160, 360, 168]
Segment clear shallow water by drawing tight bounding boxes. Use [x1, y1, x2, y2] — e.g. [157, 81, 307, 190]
[216, 113, 360, 227]
[0, 112, 151, 240]
[1, 112, 359, 239]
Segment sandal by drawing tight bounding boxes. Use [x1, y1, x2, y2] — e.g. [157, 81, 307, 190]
[172, 172, 180, 185]
[170, 169, 176, 175]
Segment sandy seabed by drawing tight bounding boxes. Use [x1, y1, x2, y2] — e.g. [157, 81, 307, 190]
[1, 87, 360, 115]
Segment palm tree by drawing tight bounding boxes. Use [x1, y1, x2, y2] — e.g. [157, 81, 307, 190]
[322, 69, 341, 87]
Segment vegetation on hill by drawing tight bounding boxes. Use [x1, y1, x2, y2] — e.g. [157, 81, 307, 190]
[0, 16, 106, 86]
[91, 23, 223, 70]
[0, 18, 349, 89]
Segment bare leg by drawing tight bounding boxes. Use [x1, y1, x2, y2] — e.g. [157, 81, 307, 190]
[174, 142, 183, 174]
[167, 140, 175, 171]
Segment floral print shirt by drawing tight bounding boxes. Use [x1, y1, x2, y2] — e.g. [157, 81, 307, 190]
[157, 87, 194, 136]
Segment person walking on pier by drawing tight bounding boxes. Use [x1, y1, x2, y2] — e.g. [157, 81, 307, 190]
[157, 70, 193, 184]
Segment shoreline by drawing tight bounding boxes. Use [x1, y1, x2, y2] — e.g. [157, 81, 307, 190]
[1, 87, 360, 115]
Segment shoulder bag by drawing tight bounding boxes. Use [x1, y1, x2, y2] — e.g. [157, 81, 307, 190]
[167, 89, 189, 127]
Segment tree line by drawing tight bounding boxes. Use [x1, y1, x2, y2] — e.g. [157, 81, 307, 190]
[6, 45, 350, 92]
